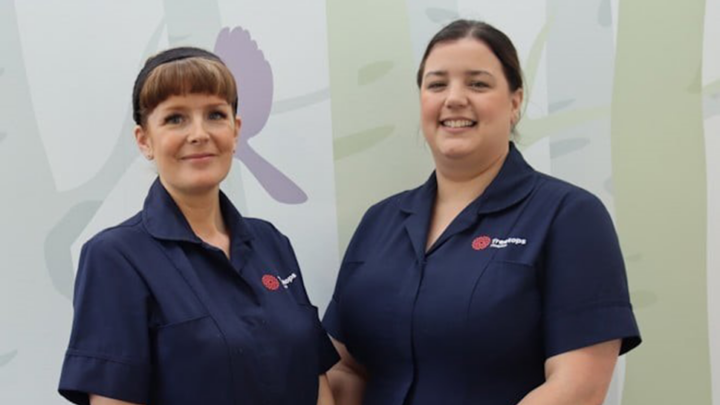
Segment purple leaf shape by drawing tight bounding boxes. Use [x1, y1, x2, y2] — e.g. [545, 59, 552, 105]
[237, 145, 308, 204]
[214, 27, 307, 205]
[214, 27, 273, 139]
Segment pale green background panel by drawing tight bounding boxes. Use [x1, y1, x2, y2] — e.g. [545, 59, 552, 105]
[0, 0, 718, 404]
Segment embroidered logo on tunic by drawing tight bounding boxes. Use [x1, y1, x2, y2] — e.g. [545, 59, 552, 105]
[262, 274, 280, 291]
[261, 273, 297, 291]
[279, 273, 297, 289]
[472, 236, 492, 250]
[473, 235, 527, 250]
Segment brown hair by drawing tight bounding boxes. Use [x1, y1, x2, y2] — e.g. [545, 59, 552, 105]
[416, 19, 523, 94]
[136, 57, 238, 126]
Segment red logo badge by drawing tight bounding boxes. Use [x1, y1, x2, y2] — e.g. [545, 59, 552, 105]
[472, 236, 491, 251]
[262, 274, 280, 291]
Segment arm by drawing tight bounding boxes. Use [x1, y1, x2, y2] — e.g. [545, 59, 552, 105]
[317, 374, 335, 405]
[517, 339, 621, 405]
[326, 338, 367, 405]
[90, 395, 142, 405]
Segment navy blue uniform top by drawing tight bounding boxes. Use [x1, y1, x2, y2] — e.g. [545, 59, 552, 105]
[59, 179, 339, 405]
[323, 143, 641, 405]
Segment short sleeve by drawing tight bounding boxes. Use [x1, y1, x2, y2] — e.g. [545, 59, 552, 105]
[542, 191, 641, 358]
[322, 205, 377, 345]
[277, 231, 340, 373]
[322, 259, 362, 343]
[58, 237, 152, 405]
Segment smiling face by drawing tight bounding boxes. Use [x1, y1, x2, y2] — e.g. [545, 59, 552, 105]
[420, 38, 523, 172]
[134, 93, 241, 197]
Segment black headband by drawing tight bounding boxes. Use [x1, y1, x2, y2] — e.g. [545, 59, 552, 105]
[132, 46, 239, 125]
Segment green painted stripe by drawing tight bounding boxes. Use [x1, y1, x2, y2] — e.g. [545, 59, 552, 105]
[611, 1, 711, 404]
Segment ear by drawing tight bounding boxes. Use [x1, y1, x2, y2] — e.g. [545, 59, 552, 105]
[134, 125, 154, 160]
[509, 88, 524, 127]
[233, 115, 242, 147]
[510, 88, 524, 116]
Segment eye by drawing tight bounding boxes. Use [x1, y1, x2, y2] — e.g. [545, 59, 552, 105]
[425, 81, 447, 90]
[469, 81, 489, 90]
[163, 114, 184, 125]
[208, 110, 228, 120]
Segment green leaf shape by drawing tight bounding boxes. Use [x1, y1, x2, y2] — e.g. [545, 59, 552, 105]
[630, 290, 659, 309]
[334, 125, 394, 160]
[358, 61, 394, 86]
[272, 87, 330, 114]
[0, 350, 17, 367]
[523, 18, 552, 99]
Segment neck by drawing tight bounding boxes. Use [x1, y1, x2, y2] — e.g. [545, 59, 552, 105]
[434, 147, 509, 208]
[163, 182, 227, 240]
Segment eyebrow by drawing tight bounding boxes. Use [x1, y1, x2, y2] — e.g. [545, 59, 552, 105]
[424, 70, 494, 79]
[159, 102, 230, 111]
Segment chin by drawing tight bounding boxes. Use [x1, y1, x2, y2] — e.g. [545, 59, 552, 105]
[179, 176, 225, 194]
[436, 145, 475, 160]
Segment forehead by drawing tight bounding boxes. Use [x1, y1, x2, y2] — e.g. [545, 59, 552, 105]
[424, 38, 503, 75]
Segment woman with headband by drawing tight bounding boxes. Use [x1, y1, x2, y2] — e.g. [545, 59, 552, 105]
[58, 47, 338, 405]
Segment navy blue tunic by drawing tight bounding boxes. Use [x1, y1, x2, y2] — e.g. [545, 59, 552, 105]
[59, 179, 338, 405]
[323, 143, 640, 405]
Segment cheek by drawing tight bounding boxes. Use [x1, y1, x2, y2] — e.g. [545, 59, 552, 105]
[420, 96, 440, 125]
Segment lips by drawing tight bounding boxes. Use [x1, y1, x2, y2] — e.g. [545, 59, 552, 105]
[181, 153, 215, 160]
[440, 119, 477, 128]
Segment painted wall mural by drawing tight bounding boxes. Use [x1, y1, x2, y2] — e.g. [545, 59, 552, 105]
[0, 0, 717, 404]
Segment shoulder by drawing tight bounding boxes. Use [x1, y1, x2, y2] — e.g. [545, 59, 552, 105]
[242, 216, 289, 242]
[82, 212, 147, 256]
[532, 172, 608, 216]
[76, 213, 151, 288]
[358, 185, 419, 225]
[529, 174, 617, 244]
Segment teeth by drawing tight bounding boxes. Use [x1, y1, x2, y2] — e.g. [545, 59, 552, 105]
[442, 119, 475, 128]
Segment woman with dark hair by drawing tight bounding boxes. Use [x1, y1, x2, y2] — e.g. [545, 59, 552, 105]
[323, 20, 640, 405]
[58, 47, 337, 405]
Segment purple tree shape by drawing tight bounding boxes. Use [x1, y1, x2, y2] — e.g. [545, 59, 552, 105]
[215, 27, 307, 204]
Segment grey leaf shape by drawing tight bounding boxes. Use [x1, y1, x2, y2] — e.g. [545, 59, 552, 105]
[426, 8, 459, 24]
[0, 67, 4, 76]
[598, 0, 612, 27]
[549, 98, 575, 113]
[358, 61, 394, 85]
[272, 87, 330, 115]
[704, 95, 720, 119]
[169, 34, 192, 43]
[550, 138, 590, 159]
[604, 176, 614, 195]
[0, 132, 6, 142]
[44, 201, 102, 300]
[0, 350, 18, 367]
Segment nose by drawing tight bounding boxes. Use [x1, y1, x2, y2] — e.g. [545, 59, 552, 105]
[445, 83, 468, 109]
[187, 116, 210, 144]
